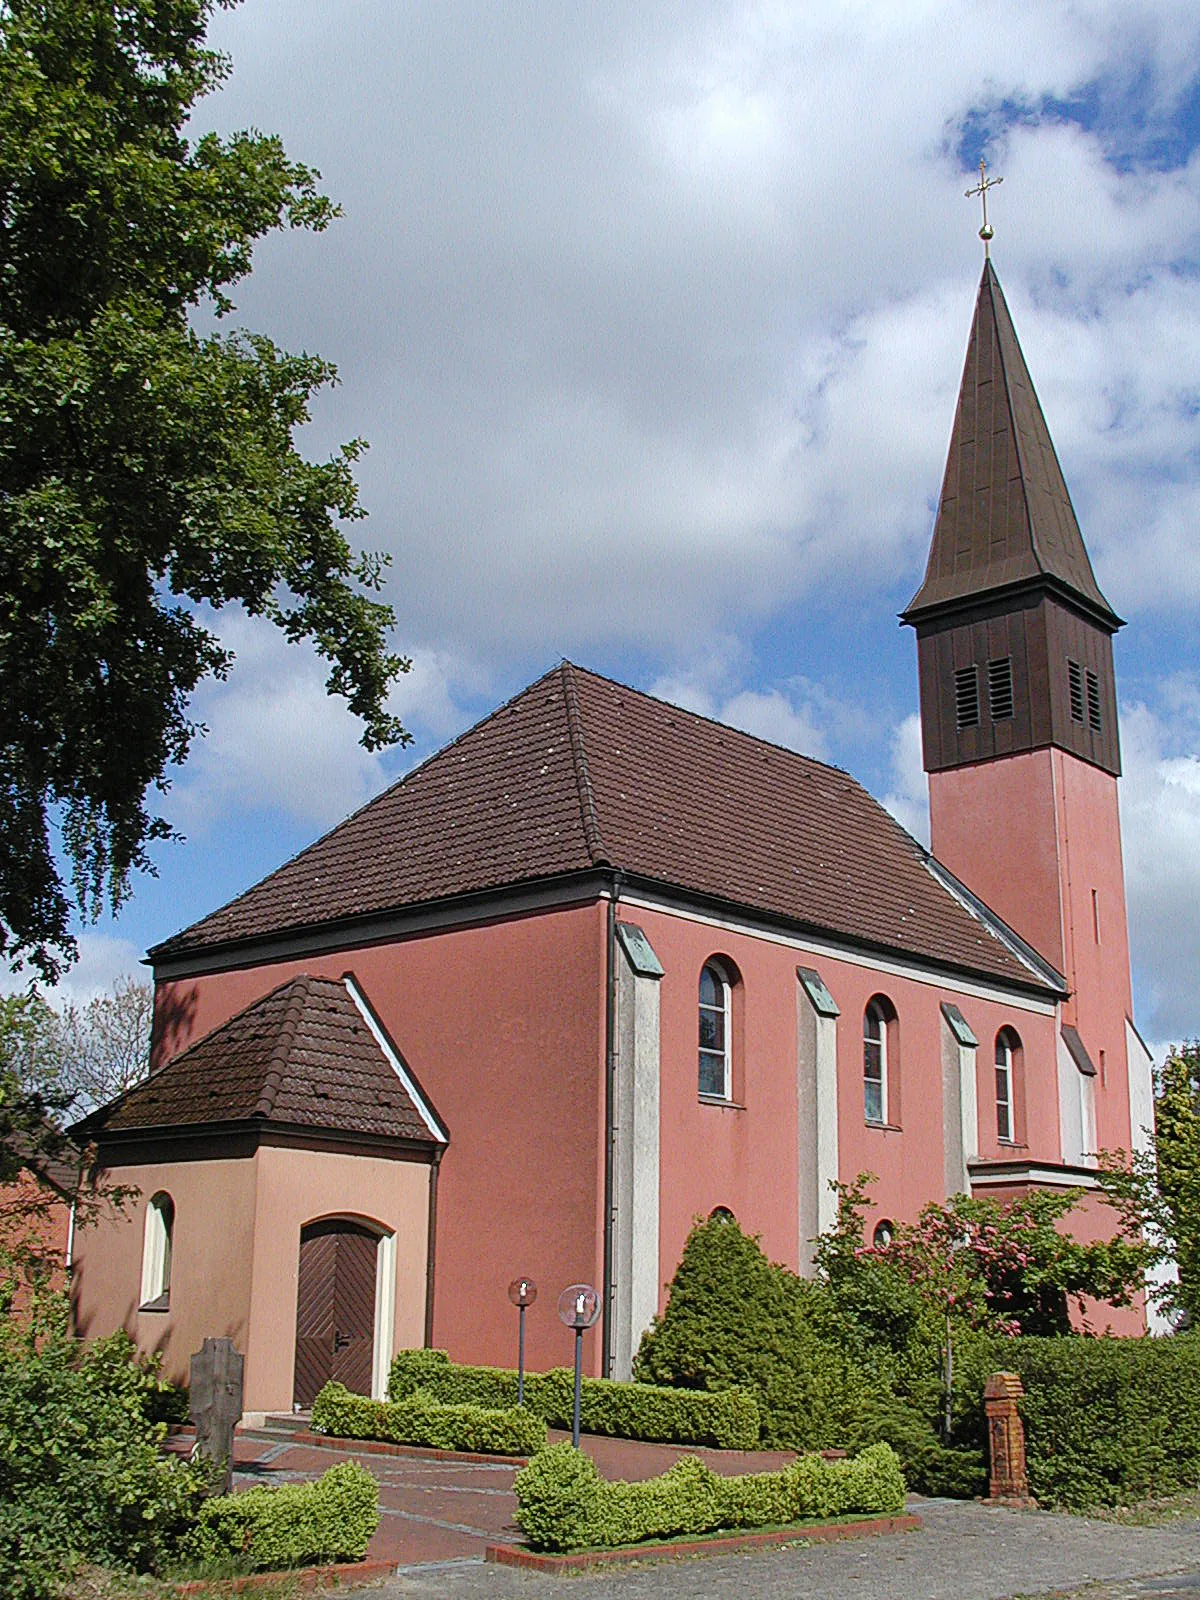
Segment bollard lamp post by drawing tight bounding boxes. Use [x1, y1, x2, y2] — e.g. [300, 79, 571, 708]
[556, 1283, 601, 1448]
[507, 1276, 538, 1406]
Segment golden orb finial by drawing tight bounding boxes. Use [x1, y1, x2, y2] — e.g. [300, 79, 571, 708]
[965, 157, 1002, 255]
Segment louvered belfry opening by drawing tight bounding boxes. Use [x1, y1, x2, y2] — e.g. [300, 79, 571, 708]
[293, 1218, 378, 1408]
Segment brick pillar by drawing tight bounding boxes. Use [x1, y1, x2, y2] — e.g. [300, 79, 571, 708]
[983, 1372, 1035, 1508]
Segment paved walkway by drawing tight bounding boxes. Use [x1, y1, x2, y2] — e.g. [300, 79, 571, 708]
[200, 1430, 1200, 1595]
[376, 1497, 1200, 1599]
[220, 1427, 797, 1566]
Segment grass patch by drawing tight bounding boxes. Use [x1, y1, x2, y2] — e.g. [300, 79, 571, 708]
[1072, 1487, 1200, 1527]
[66, 1563, 340, 1599]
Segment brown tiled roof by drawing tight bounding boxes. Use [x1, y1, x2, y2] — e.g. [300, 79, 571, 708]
[79, 977, 441, 1145]
[904, 259, 1120, 628]
[153, 666, 1061, 994]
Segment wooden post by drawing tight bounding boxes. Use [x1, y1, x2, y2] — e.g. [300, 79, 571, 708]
[189, 1337, 244, 1496]
[983, 1371, 1035, 1508]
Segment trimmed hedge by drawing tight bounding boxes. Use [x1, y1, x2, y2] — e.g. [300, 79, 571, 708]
[513, 1440, 906, 1552]
[388, 1349, 759, 1450]
[312, 1380, 548, 1457]
[993, 1335, 1200, 1510]
[183, 1461, 379, 1571]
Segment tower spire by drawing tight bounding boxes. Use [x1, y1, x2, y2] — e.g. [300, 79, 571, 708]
[904, 259, 1120, 631]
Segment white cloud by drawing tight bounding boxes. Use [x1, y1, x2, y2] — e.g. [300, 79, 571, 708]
[880, 714, 930, 845]
[185, 0, 1200, 665]
[2, 932, 144, 1009]
[170, 612, 476, 833]
[1120, 695, 1200, 1044]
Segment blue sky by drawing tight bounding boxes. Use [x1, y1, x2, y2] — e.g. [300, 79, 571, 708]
[29, 0, 1200, 1051]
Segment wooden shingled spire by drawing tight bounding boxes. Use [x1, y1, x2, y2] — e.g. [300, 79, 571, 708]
[904, 258, 1121, 632]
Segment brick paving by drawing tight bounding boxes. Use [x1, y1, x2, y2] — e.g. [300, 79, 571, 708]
[178, 1429, 1200, 1596]
[209, 1426, 797, 1567]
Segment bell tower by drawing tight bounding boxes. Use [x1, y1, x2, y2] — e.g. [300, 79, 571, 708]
[903, 258, 1136, 1159]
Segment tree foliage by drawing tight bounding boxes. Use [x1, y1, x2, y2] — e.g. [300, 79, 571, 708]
[0, 987, 138, 1282]
[823, 1175, 1150, 1338]
[1099, 1042, 1200, 1325]
[1153, 1044, 1200, 1319]
[0, 1298, 205, 1598]
[48, 972, 153, 1113]
[0, 0, 409, 981]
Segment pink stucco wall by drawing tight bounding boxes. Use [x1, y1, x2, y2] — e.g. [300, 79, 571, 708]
[72, 1155, 258, 1380]
[929, 751, 1135, 1157]
[623, 902, 1062, 1293]
[153, 902, 609, 1377]
[71, 1145, 431, 1414]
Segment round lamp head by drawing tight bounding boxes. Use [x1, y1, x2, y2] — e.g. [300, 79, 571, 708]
[507, 1276, 538, 1308]
[556, 1283, 601, 1330]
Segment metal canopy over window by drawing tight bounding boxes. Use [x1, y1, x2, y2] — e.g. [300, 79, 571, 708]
[796, 966, 839, 1018]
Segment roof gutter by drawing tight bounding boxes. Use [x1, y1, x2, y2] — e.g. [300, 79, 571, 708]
[601, 869, 623, 1378]
[424, 1143, 443, 1348]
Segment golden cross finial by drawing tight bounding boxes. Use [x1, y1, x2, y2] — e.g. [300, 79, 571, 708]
[965, 157, 1002, 255]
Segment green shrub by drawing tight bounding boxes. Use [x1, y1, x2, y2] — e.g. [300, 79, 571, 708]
[991, 1334, 1200, 1509]
[388, 1348, 759, 1450]
[312, 1380, 547, 1456]
[184, 1461, 379, 1572]
[513, 1440, 906, 1552]
[0, 1308, 206, 1600]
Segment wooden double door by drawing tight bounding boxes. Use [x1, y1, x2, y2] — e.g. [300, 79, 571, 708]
[293, 1219, 378, 1408]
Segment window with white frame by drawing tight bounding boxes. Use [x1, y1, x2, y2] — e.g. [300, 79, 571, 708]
[698, 962, 732, 1100]
[140, 1192, 174, 1311]
[863, 999, 888, 1124]
[995, 1031, 1017, 1142]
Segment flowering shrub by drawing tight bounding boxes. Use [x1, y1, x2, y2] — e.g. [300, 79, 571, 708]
[819, 1176, 1150, 1337]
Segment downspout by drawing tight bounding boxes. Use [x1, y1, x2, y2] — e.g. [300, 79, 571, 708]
[423, 1145, 443, 1348]
[601, 869, 623, 1377]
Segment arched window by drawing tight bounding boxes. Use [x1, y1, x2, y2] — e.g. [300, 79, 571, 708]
[709, 1206, 736, 1224]
[698, 961, 732, 1100]
[995, 1029, 1020, 1142]
[863, 997, 895, 1124]
[140, 1192, 174, 1311]
[872, 1219, 895, 1249]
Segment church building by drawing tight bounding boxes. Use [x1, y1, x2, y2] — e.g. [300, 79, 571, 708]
[72, 258, 1156, 1418]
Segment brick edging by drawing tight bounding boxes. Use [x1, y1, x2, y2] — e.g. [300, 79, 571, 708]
[173, 1557, 397, 1594]
[486, 1512, 922, 1571]
[285, 1429, 531, 1467]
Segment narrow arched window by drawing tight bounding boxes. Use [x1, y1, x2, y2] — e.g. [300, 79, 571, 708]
[863, 1000, 888, 1124]
[698, 962, 731, 1100]
[995, 1029, 1018, 1142]
[140, 1192, 174, 1311]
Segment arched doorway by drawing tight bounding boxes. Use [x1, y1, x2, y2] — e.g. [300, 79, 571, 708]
[293, 1218, 380, 1408]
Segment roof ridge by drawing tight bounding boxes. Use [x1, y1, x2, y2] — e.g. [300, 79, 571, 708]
[562, 660, 859, 784]
[253, 978, 311, 1120]
[559, 661, 610, 866]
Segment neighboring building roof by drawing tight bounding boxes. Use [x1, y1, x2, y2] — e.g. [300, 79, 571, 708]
[153, 665, 1063, 996]
[904, 258, 1120, 629]
[76, 976, 444, 1146]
